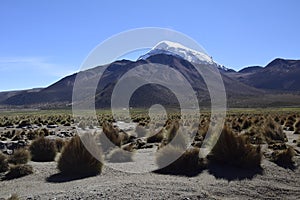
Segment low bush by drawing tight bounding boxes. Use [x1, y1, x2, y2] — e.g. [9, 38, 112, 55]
[156, 145, 202, 173]
[102, 122, 129, 147]
[209, 126, 262, 169]
[262, 119, 287, 144]
[271, 146, 295, 167]
[29, 137, 57, 162]
[58, 134, 103, 176]
[55, 138, 66, 152]
[5, 164, 33, 179]
[146, 128, 164, 143]
[293, 120, 300, 134]
[107, 148, 133, 163]
[8, 148, 30, 164]
[7, 194, 20, 200]
[135, 125, 147, 138]
[0, 152, 9, 173]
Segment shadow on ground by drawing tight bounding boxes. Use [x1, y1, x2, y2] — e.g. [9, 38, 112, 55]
[207, 163, 263, 181]
[274, 161, 297, 170]
[46, 173, 98, 183]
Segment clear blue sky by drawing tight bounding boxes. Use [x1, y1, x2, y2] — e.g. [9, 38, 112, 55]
[0, 0, 299, 91]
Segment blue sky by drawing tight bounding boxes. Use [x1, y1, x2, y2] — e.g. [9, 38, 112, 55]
[0, 0, 299, 91]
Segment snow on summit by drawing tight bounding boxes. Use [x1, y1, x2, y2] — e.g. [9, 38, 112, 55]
[139, 40, 214, 65]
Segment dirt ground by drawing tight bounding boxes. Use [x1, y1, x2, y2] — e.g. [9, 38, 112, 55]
[0, 131, 299, 200]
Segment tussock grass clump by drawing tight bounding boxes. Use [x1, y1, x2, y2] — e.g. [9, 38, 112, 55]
[5, 164, 33, 179]
[271, 146, 295, 167]
[8, 148, 30, 164]
[242, 119, 252, 130]
[58, 134, 103, 176]
[55, 138, 66, 152]
[146, 128, 164, 143]
[30, 137, 57, 162]
[7, 194, 20, 200]
[135, 125, 147, 138]
[102, 122, 129, 147]
[244, 126, 265, 145]
[107, 148, 133, 163]
[293, 119, 300, 134]
[160, 121, 188, 150]
[284, 115, 296, 131]
[209, 126, 262, 169]
[156, 145, 202, 174]
[99, 122, 130, 153]
[0, 152, 9, 173]
[262, 119, 287, 144]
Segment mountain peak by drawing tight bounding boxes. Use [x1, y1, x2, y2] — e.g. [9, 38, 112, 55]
[139, 40, 214, 65]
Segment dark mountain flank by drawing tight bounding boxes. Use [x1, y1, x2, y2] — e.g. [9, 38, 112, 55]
[1, 57, 300, 108]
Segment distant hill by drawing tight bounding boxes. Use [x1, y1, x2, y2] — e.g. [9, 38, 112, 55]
[235, 59, 300, 91]
[0, 41, 300, 108]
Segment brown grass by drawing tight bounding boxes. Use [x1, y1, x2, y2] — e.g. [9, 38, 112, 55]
[293, 119, 300, 134]
[5, 164, 33, 179]
[55, 138, 66, 152]
[0, 152, 9, 173]
[58, 134, 103, 176]
[101, 122, 130, 148]
[29, 137, 57, 162]
[271, 146, 295, 167]
[107, 148, 133, 163]
[209, 126, 262, 169]
[146, 128, 164, 143]
[7, 194, 20, 200]
[8, 148, 30, 164]
[262, 118, 287, 144]
[156, 145, 203, 174]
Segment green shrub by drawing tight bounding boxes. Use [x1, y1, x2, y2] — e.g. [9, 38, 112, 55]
[5, 164, 33, 179]
[29, 137, 57, 162]
[58, 134, 103, 176]
[0, 152, 9, 173]
[8, 148, 30, 164]
[209, 126, 262, 169]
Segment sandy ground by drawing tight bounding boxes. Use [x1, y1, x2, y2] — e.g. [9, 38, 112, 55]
[0, 132, 299, 200]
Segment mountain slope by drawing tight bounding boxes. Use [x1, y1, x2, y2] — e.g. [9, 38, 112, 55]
[236, 59, 300, 91]
[0, 39, 299, 108]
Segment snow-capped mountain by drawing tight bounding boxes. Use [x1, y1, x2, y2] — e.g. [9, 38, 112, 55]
[139, 40, 232, 71]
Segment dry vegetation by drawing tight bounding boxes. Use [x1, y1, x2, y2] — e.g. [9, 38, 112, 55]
[29, 137, 57, 162]
[58, 134, 103, 176]
[0, 109, 299, 182]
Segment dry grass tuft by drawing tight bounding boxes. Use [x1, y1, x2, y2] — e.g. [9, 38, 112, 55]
[271, 146, 295, 167]
[58, 134, 103, 176]
[29, 137, 57, 162]
[262, 119, 287, 144]
[5, 164, 33, 179]
[293, 119, 300, 134]
[55, 138, 66, 152]
[8, 148, 30, 164]
[107, 148, 133, 163]
[7, 194, 20, 200]
[209, 126, 262, 169]
[0, 152, 9, 173]
[156, 145, 203, 174]
[146, 128, 164, 143]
